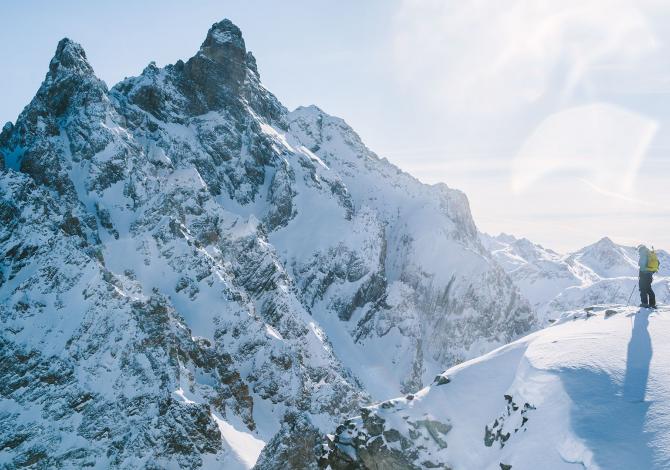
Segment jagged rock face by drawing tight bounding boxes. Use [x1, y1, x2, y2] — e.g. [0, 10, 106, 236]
[0, 19, 533, 469]
[0, 174, 241, 468]
[320, 382, 455, 470]
[254, 412, 323, 470]
[286, 107, 534, 393]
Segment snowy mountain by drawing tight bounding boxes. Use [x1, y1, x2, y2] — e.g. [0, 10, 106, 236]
[322, 304, 670, 469]
[481, 233, 670, 322]
[0, 19, 534, 469]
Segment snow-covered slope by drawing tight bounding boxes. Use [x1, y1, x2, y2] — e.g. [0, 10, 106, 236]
[482, 233, 670, 323]
[322, 304, 670, 470]
[282, 107, 533, 397]
[0, 19, 534, 469]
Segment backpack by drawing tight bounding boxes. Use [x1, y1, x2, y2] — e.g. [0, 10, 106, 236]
[648, 249, 660, 273]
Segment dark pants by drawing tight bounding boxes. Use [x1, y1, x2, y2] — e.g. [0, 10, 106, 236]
[639, 271, 656, 307]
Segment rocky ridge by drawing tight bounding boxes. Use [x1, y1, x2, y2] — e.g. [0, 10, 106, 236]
[0, 19, 533, 469]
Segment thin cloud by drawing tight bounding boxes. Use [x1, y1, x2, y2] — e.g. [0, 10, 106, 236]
[393, 0, 660, 114]
[510, 103, 658, 194]
[579, 178, 655, 207]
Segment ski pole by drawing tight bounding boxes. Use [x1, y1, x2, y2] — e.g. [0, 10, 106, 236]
[627, 282, 637, 306]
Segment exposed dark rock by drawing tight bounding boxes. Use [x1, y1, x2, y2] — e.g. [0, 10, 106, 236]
[321, 405, 452, 470]
[254, 412, 322, 470]
[434, 374, 451, 386]
[485, 395, 535, 449]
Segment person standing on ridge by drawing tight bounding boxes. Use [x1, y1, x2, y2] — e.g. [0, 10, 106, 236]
[638, 244, 658, 309]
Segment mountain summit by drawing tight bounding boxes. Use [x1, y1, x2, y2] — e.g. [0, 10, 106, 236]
[49, 38, 95, 76]
[184, 19, 250, 103]
[0, 19, 533, 469]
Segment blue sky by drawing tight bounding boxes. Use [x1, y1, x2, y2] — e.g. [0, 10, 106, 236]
[2, 0, 669, 251]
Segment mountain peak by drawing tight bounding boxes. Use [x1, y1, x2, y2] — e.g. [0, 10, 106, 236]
[495, 232, 519, 244]
[1, 18, 538, 469]
[201, 18, 246, 49]
[293, 104, 327, 117]
[49, 38, 94, 77]
[198, 19, 246, 63]
[178, 18, 249, 103]
[581, 236, 617, 254]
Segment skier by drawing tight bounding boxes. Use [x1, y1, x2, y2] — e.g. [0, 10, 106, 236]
[638, 244, 658, 309]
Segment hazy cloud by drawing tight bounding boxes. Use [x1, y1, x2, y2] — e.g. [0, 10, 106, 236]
[511, 103, 658, 194]
[392, 0, 669, 251]
[393, 0, 660, 114]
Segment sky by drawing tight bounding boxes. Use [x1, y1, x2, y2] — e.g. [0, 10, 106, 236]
[1, 0, 669, 252]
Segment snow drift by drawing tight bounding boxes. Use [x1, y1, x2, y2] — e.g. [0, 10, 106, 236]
[322, 304, 670, 469]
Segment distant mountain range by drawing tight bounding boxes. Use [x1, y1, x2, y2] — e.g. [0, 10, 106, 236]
[481, 233, 670, 322]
